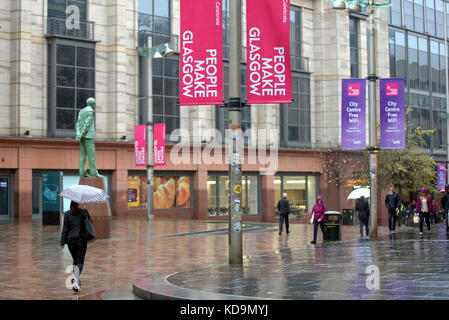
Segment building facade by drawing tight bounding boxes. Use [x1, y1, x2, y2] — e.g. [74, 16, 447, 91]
[0, 0, 398, 224]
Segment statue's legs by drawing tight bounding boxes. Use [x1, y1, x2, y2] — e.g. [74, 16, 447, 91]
[85, 139, 103, 178]
[79, 140, 89, 177]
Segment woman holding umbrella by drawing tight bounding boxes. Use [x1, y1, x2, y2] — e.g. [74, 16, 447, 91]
[60, 201, 93, 292]
[59, 184, 105, 292]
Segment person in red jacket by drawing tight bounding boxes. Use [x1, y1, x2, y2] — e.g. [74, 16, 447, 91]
[309, 195, 327, 244]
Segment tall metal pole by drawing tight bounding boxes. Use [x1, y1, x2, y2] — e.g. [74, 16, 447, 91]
[444, 1, 449, 165]
[368, 3, 378, 237]
[145, 37, 154, 221]
[228, 0, 243, 264]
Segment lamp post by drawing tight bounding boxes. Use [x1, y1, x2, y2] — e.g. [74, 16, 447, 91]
[228, 0, 243, 265]
[138, 37, 175, 220]
[329, 0, 391, 237]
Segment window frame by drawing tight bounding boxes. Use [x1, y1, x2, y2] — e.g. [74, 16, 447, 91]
[47, 37, 96, 138]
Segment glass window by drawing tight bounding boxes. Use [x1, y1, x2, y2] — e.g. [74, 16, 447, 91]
[138, 0, 171, 47]
[390, 0, 402, 26]
[404, 0, 414, 29]
[350, 17, 359, 78]
[51, 42, 96, 132]
[281, 74, 310, 148]
[426, 0, 436, 35]
[396, 31, 406, 80]
[418, 37, 429, 91]
[414, 0, 424, 32]
[408, 35, 419, 89]
[207, 174, 260, 216]
[290, 6, 302, 70]
[431, 40, 440, 93]
[440, 42, 446, 94]
[436, 0, 444, 38]
[274, 175, 318, 220]
[433, 111, 443, 149]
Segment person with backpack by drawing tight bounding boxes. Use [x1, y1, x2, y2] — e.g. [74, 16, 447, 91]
[356, 196, 370, 238]
[309, 195, 327, 244]
[385, 185, 401, 232]
[60, 201, 94, 292]
[416, 187, 435, 238]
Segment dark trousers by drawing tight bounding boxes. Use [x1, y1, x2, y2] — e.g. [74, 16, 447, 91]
[279, 213, 289, 233]
[313, 219, 325, 242]
[388, 208, 397, 231]
[68, 239, 87, 276]
[359, 218, 369, 237]
[419, 211, 431, 233]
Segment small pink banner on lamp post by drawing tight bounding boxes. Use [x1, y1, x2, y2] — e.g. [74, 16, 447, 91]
[134, 124, 146, 167]
[153, 123, 166, 166]
[179, 0, 223, 105]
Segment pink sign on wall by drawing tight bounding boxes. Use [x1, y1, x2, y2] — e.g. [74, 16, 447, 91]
[179, 0, 223, 105]
[134, 124, 146, 167]
[246, 0, 292, 104]
[153, 123, 166, 166]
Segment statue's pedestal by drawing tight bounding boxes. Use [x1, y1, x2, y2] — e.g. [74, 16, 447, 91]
[79, 177, 112, 239]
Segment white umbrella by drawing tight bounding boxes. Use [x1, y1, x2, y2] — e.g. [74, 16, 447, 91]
[347, 188, 370, 200]
[59, 185, 109, 204]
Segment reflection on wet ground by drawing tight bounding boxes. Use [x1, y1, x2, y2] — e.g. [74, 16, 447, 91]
[1, 217, 439, 300]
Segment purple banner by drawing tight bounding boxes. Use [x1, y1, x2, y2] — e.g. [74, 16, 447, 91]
[380, 78, 406, 149]
[341, 79, 366, 149]
[437, 162, 447, 191]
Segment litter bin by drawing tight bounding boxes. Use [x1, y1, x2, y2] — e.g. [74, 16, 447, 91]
[342, 208, 354, 225]
[323, 211, 342, 241]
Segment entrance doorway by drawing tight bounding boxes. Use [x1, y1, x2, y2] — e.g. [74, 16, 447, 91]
[32, 175, 42, 220]
[0, 176, 11, 219]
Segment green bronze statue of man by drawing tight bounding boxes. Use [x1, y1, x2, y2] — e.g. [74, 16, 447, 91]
[76, 97, 103, 178]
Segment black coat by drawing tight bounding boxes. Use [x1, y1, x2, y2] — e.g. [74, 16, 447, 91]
[356, 199, 370, 220]
[442, 191, 449, 212]
[385, 192, 400, 209]
[277, 198, 291, 215]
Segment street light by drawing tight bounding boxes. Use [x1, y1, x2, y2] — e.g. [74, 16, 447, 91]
[328, 0, 391, 237]
[138, 36, 176, 220]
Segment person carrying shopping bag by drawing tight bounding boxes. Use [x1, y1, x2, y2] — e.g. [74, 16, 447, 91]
[309, 196, 327, 244]
[60, 201, 95, 292]
[416, 188, 434, 239]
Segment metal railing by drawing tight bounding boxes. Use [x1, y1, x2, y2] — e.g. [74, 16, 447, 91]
[138, 31, 180, 51]
[47, 16, 95, 40]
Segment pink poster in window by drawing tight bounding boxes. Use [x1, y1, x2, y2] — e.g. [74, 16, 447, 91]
[179, 0, 223, 105]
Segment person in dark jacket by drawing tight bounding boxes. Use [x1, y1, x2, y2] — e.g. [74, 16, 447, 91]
[385, 185, 401, 232]
[277, 193, 291, 235]
[356, 196, 370, 238]
[60, 201, 92, 292]
[441, 184, 449, 234]
[416, 187, 434, 238]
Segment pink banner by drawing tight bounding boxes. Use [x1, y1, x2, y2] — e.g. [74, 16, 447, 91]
[246, 0, 292, 104]
[179, 0, 223, 105]
[153, 123, 166, 167]
[134, 124, 146, 167]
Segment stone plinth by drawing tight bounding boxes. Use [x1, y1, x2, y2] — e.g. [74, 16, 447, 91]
[79, 177, 112, 239]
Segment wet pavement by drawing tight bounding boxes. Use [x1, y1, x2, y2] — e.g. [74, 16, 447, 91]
[1, 217, 445, 300]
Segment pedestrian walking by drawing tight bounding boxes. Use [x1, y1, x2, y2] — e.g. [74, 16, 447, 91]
[356, 196, 370, 238]
[416, 187, 434, 238]
[277, 192, 291, 235]
[385, 185, 401, 232]
[60, 201, 93, 292]
[309, 195, 327, 244]
[441, 184, 449, 235]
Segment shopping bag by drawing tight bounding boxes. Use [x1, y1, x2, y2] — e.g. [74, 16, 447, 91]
[309, 212, 314, 224]
[413, 213, 419, 224]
